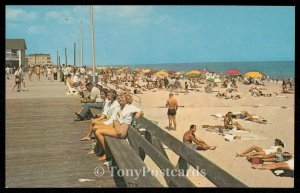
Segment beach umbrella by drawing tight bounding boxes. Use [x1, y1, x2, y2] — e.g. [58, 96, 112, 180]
[244, 71, 263, 78]
[198, 70, 207, 74]
[175, 72, 182, 75]
[135, 68, 143, 73]
[226, 69, 240, 75]
[207, 77, 215, 82]
[143, 69, 151, 73]
[145, 70, 157, 75]
[186, 70, 201, 76]
[167, 70, 176, 74]
[155, 70, 169, 76]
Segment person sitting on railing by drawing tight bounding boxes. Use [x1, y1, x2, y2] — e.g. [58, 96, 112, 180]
[80, 89, 120, 141]
[94, 92, 143, 161]
[183, 124, 216, 150]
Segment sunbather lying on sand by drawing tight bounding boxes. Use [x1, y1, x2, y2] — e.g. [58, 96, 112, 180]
[216, 91, 241, 100]
[247, 151, 293, 163]
[233, 111, 268, 124]
[236, 138, 284, 157]
[224, 112, 249, 131]
[251, 158, 294, 171]
[249, 87, 272, 97]
[203, 112, 249, 135]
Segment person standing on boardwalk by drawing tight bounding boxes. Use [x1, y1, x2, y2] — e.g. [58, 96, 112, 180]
[166, 93, 178, 130]
[52, 66, 58, 80]
[6, 66, 10, 80]
[35, 65, 40, 81]
[28, 66, 33, 81]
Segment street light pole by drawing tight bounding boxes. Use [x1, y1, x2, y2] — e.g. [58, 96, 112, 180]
[57, 50, 58, 67]
[74, 42, 76, 66]
[81, 19, 84, 67]
[90, 6, 96, 84]
[65, 47, 67, 66]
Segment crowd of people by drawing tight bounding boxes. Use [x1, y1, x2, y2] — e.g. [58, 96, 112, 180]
[7, 64, 294, 177]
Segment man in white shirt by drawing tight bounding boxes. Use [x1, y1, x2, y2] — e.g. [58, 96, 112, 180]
[6, 66, 10, 79]
[52, 66, 58, 80]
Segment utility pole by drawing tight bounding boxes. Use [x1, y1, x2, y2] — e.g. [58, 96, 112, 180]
[74, 42, 76, 66]
[78, 40, 81, 67]
[56, 50, 58, 67]
[65, 47, 67, 66]
[58, 56, 61, 66]
[81, 19, 84, 67]
[90, 6, 96, 84]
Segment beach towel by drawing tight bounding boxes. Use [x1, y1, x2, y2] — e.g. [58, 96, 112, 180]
[224, 129, 268, 141]
[211, 113, 223, 118]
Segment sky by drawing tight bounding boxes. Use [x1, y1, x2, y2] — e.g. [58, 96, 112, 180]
[5, 5, 295, 66]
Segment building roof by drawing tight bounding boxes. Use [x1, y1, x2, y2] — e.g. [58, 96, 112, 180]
[6, 39, 27, 50]
[27, 54, 51, 57]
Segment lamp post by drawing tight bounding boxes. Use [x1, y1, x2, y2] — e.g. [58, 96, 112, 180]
[57, 50, 58, 67]
[81, 19, 84, 67]
[74, 42, 76, 66]
[65, 47, 67, 66]
[90, 6, 96, 85]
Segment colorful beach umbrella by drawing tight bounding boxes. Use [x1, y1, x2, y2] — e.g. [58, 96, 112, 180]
[135, 68, 143, 73]
[155, 70, 169, 76]
[143, 69, 151, 73]
[167, 70, 176, 74]
[186, 70, 201, 76]
[226, 69, 240, 75]
[145, 70, 157, 75]
[244, 71, 263, 78]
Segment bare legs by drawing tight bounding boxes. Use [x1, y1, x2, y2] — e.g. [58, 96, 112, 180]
[252, 162, 290, 170]
[80, 119, 106, 141]
[196, 142, 216, 150]
[94, 124, 118, 161]
[168, 115, 176, 130]
[233, 122, 250, 131]
[236, 145, 265, 157]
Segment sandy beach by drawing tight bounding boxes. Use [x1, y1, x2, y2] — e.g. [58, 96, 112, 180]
[136, 79, 294, 187]
[6, 72, 294, 187]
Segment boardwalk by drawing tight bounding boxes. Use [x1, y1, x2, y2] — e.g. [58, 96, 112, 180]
[5, 74, 117, 187]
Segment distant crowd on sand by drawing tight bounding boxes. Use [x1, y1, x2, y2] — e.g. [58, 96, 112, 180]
[7, 64, 294, 177]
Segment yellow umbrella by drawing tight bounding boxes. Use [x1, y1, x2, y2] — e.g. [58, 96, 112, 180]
[244, 71, 263, 78]
[186, 70, 201, 75]
[155, 70, 169, 76]
[143, 69, 151, 73]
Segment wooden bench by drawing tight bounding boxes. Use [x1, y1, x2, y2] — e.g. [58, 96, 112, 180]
[104, 136, 163, 187]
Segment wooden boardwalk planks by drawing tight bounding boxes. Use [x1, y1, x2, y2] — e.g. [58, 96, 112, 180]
[6, 97, 117, 188]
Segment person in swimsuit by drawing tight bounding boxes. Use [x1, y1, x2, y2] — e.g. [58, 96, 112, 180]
[183, 125, 216, 150]
[236, 138, 285, 158]
[166, 93, 178, 130]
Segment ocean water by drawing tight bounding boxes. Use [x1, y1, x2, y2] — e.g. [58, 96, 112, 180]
[102, 61, 291, 79]
[129, 61, 295, 78]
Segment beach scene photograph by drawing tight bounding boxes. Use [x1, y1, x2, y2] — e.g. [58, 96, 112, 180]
[5, 5, 295, 188]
